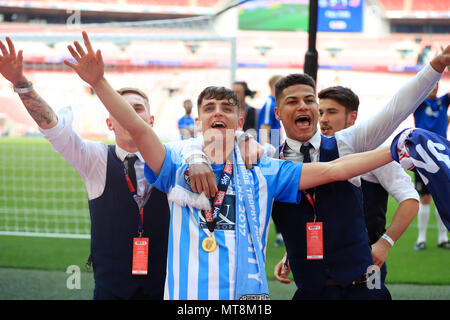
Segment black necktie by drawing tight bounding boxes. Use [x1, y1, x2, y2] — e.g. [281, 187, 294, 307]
[300, 143, 314, 195]
[126, 154, 138, 191]
[300, 143, 312, 163]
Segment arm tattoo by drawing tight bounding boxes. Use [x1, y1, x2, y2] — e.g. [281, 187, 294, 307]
[18, 90, 57, 126]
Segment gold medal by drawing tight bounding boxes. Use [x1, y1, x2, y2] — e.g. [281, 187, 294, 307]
[202, 236, 217, 252]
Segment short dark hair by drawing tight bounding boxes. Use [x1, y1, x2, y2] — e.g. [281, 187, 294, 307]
[233, 81, 256, 98]
[275, 73, 316, 106]
[318, 86, 359, 112]
[197, 86, 240, 113]
[116, 87, 150, 110]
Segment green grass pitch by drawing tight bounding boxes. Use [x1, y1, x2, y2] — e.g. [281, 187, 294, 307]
[238, 4, 309, 31]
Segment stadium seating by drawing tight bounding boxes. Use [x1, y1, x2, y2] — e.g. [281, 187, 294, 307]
[4, 21, 447, 70]
[127, 0, 191, 6]
[378, 0, 449, 12]
[13, 42, 57, 61]
[12, 0, 221, 7]
[410, 0, 449, 11]
[378, 0, 405, 11]
[196, 0, 221, 7]
[0, 3, 448, 139]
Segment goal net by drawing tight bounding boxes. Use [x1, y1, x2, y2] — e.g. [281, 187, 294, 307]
[0, 15, 236, 238]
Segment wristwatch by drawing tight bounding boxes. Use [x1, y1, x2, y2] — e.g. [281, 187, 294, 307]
[13, 81, 33, 94]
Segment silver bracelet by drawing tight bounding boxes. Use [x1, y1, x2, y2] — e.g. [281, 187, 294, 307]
[13, 81, 33, 94]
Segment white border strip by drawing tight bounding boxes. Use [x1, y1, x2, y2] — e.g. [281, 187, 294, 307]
[0, 231, 90, 239]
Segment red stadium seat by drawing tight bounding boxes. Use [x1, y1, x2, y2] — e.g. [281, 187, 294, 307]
[378, 0, 405, 11]
[378, 0, 449, 12]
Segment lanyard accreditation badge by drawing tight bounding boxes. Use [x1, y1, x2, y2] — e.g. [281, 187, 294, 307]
[280, 142, 323, 260]
[304, 183, 323, 260]
[122, 155, 152, 275]
[201, 158, 233, 253]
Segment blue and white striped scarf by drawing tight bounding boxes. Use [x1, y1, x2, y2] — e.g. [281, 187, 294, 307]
[168, 142, 269, 299]
[233, 143, 270, 300]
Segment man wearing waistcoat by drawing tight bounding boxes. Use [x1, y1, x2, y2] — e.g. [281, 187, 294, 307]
[270, 47, 449, 300]
[0, 37, 215, 300]
[316, 86, 419, 284]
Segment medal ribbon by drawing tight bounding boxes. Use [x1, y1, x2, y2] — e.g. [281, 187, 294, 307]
[202, 158, 233, 234]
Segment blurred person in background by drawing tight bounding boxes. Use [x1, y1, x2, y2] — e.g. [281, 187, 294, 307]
[178, 98, 195, 140]
[257, 74, 283, 146]
[233, 80, 258, 138]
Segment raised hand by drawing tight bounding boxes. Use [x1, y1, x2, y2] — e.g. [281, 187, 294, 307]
[0, 37, 27, 85]
[442, 45, 450, 72]
[64, 31, 104, 86]
[239, 136, 265, 170]
[431, 44, 450, 73]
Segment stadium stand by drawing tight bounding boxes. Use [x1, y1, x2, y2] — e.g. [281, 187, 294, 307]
[0, 0, 448, 140]
[1, 0, 222, 10]
[411, 1, 448, 11]
[379, 0, 449, 12]
[378, 0, 405, 11]
[4, 22, 443, 70]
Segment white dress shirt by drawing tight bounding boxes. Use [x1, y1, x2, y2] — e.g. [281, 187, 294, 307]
[361, 145, 419, 203]
[39, 106, 197, 200]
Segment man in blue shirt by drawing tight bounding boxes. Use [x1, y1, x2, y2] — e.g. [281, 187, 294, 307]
[412, 82, 450, 250]
[233, 81, 258, 138]
[178, 99, 195, 140]
[257, 75, 282, 146]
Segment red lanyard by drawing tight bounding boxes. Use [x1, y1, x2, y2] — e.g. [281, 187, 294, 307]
[304, 191, 315, 209]
[121, 155, 150, 237]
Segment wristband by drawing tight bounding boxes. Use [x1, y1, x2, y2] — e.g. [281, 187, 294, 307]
[187, 155, 212, 170]
[182, 149, 206, 161]
[189, 157, 209, 165]
[13, 81, 33, 94]
[381, 233, 394, 247]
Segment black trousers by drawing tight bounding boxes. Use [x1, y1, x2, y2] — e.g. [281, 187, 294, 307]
[93, 285, 160, 300]
[293, 281, 392, 300]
